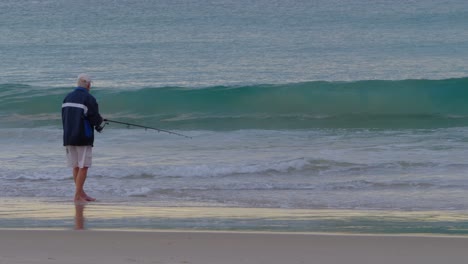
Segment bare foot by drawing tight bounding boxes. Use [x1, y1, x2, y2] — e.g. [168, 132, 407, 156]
[84, 195, 96, 202]
[81, 191, 96, 202]
[74, 196, 88, 204]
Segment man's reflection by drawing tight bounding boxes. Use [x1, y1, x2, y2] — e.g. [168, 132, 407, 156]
[74, 203, 86, 230]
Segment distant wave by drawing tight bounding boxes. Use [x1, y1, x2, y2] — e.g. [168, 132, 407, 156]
[2, 77, 468, 129]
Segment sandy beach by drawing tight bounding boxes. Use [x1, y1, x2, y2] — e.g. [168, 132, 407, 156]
[0, 229, 467, 264]
[1, 199, 468, 263]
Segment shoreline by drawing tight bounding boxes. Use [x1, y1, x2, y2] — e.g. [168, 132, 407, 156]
[2, 227, 468, 239]
[2, 197, 468, 235]
[2, 199, 468, 263]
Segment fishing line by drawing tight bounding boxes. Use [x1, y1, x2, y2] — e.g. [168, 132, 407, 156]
[103, 119, 192, 139]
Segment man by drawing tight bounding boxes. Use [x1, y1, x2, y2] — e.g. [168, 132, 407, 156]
[62, 74, 104, 202]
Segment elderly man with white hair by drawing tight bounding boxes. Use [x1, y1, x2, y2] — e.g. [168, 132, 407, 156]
[62, 74, 104, 202]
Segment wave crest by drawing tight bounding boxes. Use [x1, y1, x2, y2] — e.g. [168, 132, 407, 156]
[2, 77, 468, 129]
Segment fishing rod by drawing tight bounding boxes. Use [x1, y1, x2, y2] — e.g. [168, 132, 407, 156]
[103, 119, 192, 139]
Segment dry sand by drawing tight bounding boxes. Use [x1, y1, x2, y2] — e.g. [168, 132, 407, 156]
[1, 229, 467, 264]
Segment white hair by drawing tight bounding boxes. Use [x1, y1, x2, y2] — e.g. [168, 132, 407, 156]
[77, 73, 92, 88]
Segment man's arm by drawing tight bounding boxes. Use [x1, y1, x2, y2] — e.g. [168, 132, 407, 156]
[87, 97, 104, 131]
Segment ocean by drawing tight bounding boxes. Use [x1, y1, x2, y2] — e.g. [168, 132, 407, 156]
[1, 0, 468, 234]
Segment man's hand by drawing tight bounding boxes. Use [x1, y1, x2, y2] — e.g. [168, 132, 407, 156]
[96, 119, 107, 133]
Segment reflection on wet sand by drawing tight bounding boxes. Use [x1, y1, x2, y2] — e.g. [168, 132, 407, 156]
[74, 203, 86, 230]
[3, 198, 468, 234]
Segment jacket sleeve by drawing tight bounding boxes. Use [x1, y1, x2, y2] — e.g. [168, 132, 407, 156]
[87, 97, 103, 128]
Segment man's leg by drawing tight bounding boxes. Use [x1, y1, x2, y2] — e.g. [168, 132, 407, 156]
[73, 167, 95, 201]
[74, 167, 88, 202]
[73, 167, 79, 183]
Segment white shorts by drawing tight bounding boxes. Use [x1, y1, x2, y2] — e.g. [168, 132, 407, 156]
[65, 146, 93, 168]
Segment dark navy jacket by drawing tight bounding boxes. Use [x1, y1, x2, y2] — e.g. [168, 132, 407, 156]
[62, 87, 103, 146]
